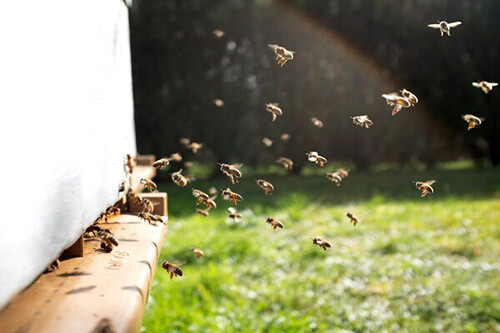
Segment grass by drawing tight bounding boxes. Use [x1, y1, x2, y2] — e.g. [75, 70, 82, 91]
[142, 169, 500, 332]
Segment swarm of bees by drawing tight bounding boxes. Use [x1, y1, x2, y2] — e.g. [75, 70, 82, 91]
[46, 259, 60, 273]
[312, 236, 331, 251]
[310, 117, 323, 128]
[462, 114, 484, 130]
[256, 179, 274, 195]
[346, 212, 359, 226]
[351, 115, 373, 129]
[219, 163, 242, 184]
[414, 180, 436, 198]
[265, 103, 283, 122]
[382, 89, 418, 116]
[472, 81, 498, 94]
[326, 168, 349, 186]
[427, 20, 462, 37]
[268, 44, 294, 67]
[306, 151, 328, 167]
[276, 157, 293, 170]
[266, 217, 284, 230]
[192, 189, 217, 214]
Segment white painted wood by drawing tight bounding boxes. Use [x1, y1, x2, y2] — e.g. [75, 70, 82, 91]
[0, 0, 136, 308]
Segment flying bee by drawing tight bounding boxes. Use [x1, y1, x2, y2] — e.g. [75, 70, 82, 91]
[179, 138, 191, 146]
[346, 212, 359, 226]
[192, 189, 210, 204]
[171, 169, 188, 187]
[336, 168, 349, 178]
[312, 236, 332, 251]
[311, 117, 323, 128]
[266, 217, 284, 230]
[219, 163, 243, 184]
[162, 261, 183, 279]
[462, 114, 484, 130]
[222, 188, 243, 205]
[400, 89, 418, 106]
[472, 81, 498, 94]
[306, 151, 328, 167]
[326, 172, 343, 186]
[204, 196, 217, 210]
[382, 92, 412, 116]
[268, 44, 295, 67]
[196, 208, 210, 217]
[213, 98, 225, 107]
[281, 133, 290, 142]
[191, 247, 204, 259]
[46, 259, 60, 272]
[256, 179, 274, 195]
[351, 115, 374, 128]
[187, 142, 203, 154]
[169, 153, 182, 162]
[125, 154, 135, 174]
[414, 180, 436, 198]
[276, 157, 293, 170]
[153, 158, 170, 170]
[228, 207, 242, 222]
[212, 29, 225, 38]
[262, 137, 273, 147]
[140, 178, 157, 192]
[427, 20, 462, 37]
[209, 187, 218, 196]
[265, 103, 283, 122]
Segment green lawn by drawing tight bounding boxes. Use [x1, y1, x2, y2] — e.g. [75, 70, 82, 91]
[143, 169, 500, 332]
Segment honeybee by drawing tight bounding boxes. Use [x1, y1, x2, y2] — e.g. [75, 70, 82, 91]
[311, 117, 323, 128]
[228, 207, 242, 222]
[472, 81, 498, 94]
[265, 103, 283, 122]
[462, 114, 484, 130]
[140, 178, 157, 192]
[169, 153, 182, 162]
[219, 163, 243, 184]
[196, 208, 210, 217]
[400, 89, 418, 106]
[171, 169, 188, 187]
[100, 236, 117, 252]
[281, 133, 290, 142]
[268, 44, 295, 67]
[106, 205, 121, 217]
[118, 180, 126, 192]
[276, 157, 293, 170]
[256, 179, 274, 195]
[312, 236, 332, 251]
[179, 138, 191, 146]
[262, 137, 273, 147]
[192, 189, 210, 204]
[214, 98, 225, 107]
[351, 115, 373, 128]
[191, 247, 204, 259]
[84, 225, 102, 237]
[414, 180, 436, 197]
[162, 261, 183, 279]
[46, 259, 60, 272]
[266, 217, 284, 230]
[212, 29, 225, 38]
[306, 151, 328, 167]
[98, 230, 119, 246]
[153, 158, 170, 170]
[346, 212, 359, 226]
[427, 20, 462, 37]
[141, 198, 155, 214]
[326, 172, 343, 186]
[125, 154, 135, 174]
[209, 187, 218, 196]
[222, 188, 243, 205]
[382, 92, 411, 116]
[138, 211, 162, 225]
[187, 142, 203, 154]
[126, 188, 142, 205]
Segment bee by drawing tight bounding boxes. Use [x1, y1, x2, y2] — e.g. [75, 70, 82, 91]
[326, 172, 343, 186]
[204, 196, 217, 210]
[162, 261, 183, 279]
[209, 187, 218, 196]
[306, 151, 328, 167]
[152, 158, 170, 170]
[266, 217, 284, 230]
[351, 115, 373, 129]
[281, 133, 290, 142]
[100, 238, 115, 253]
[219, 163, 243, 184]
[265, 103, 283, 122]
[472, 81, 498, 94]
[336, 168, 349, 178]
[187, 142, 203, 154]
[196, 208, 210, 217]
[191, 247, 204, 259]
[462, 114, 484, 130]
[84, 225, 102, 237]
[214, 98, 225, 107]
[105, 205, 121, 217]
[346, 212, 359, 226]
[125, 154, 135, 174]
[118, 180, 126, 192]
[222, 188, 243, 205]
[276, 157, 293, 171]
[400, 89, 418, 106]
[192, 189, 210, 204]
[98, 230, 119, 246]
[382, 92, 412, 116]
[268, 44, 295, 67]
[427, 20, 462, 37]
[228, 207, 242, 222]
[171, 169, 188, 187]
[46, 259, 60, 272]
[140, 178, 157, 192]
[141, 198, 155, 214]
[179, 137, 191, 146]
[126, 188, 142, 205]
[138, 211, 162, 225]
[212, 29, 225, 38]
[262, 137, 273, 147]
[312, 236, 332, 251]
[256, 179, 274, 195]
[311, 117, 323, 128]
[414, 180, 436, 198]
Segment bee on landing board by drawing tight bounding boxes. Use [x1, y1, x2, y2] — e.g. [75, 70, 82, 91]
[266, 217, 284, 230]
[306, 151, 328, 167]
[462, 114, 484, 130]
[472, 81, 498, 94]
[140, 178, 157, 192]
[256, 179, 274, 195]
[346, 212, 359, 226]
[171, 169, 188, 187]
[312, 236, 332, 251]
[222, 188, 243, 205]
[46, 259, 60, 272]
[265, 103, 283, 122]
[351, 115, 374, 128]
[268, 44, 294, 67]
[311, 117, 323, 129]
[191, 247, 204, 259]
[414, 180, 436, 198]
[162, 261, 183, 279]
[276, 157, 293, 171]
[228, 207, 242, 222]
[427, 20, 462, 37]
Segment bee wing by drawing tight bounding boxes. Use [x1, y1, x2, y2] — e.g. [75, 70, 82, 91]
[267, 44, 278, 50]
[472, 82, 481, 88]
[228, 207, 236, 214]
[424, 180, 436, 186]
[448, 21, 462, 28]
[479, 117, 486, 122]
[491, 82, 498, 87]
[427, 23, 440, 29]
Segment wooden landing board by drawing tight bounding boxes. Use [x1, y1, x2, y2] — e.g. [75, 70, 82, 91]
[0, 213, 167, 333]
